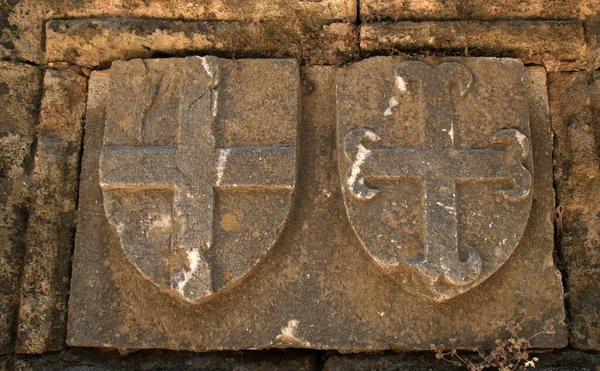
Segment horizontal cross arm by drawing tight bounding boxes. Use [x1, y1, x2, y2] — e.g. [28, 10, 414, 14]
[346, 147, 425, 199]
[99, 146, 181, 188]
[362, 148, 426, 179]
[216, 147, 295, 189]
[455, 150, 531, 200]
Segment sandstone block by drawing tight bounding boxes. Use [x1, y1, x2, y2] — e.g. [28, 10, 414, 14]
[1, 0, 355, 64]
[69, 56, 566, 351]
[16, 66, 87, 354]
[360, 21, 586, 70]
[586, 20, 600, 70]
[0, 62, 41, 354]
[45, 19, 356, 68]
[361, 0, 600, 21]
[549, 71, 600, 350]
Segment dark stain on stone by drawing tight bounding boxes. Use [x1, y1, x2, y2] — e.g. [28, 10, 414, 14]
[0, 82, 9, 95]
[1, 40, 15, 50]
[48, 21, 61, 33]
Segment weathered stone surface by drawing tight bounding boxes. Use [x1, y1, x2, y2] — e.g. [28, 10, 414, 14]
[0, 356, 10, 370]
[16, 66, 87, 354]
[549, 71, 600, 350]
[13, 349, 317, 370]
[69, 57, 299, 347]
[360, 21, 586, 71]
[1, 0, 355, 64]
[337, 58, 533, 301]
[324, 350, 600, 371]
[97, 57, 297, 302]
[586, 20, 600, 70]
[70, 57, 565, 351]
[324, 353, 456, 370]
[0, 62, 40, 355]
[45, 19, 357, 68]
[361, 0, 600, 21]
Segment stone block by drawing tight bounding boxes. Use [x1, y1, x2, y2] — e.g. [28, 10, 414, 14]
[586, 20, 600, 70]
[1, 0, 355, 64]
[45, 19, 356, 68]
[0, 62, 41, 354]
[360, 21, 586, 71]
[324, 353, 454, 370]
[360, 0, 600, 21]
[16, 66, 87, 354]
[324, 350, 600, 370]
[69, 56, 566, 351]
[549, 71, 600, 350]
[14, 350, 317, 370]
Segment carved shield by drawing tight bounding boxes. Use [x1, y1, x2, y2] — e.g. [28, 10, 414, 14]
[337, 57, 533, 301]
[99, 57, 297, 302]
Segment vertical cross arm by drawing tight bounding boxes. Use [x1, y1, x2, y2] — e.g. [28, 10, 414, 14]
[416, 178, 482, 288]
[167, 56, 220, 301]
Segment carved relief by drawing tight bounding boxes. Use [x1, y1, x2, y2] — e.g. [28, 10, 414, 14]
[99, 57, 297, 302]
[337, 59, 533, 301]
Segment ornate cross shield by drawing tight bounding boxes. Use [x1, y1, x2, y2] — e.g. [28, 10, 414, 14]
[99, 57, 297, 302]
[337, 58, 533, 301]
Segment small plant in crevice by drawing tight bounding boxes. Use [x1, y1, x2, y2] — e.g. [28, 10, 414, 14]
[430, 320, 556, 371]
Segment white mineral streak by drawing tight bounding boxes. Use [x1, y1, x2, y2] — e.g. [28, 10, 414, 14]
[177, 249, 201, 295]
[348, 131, 379, 195]
[212, 90, 218, 117]
[436, 201, 456, 214]
[449, 125, 454, 145]
[514, 130, 528, 150]
[151, 214, 171, 229]
[216, 149, 230, 186]
[275, 319, 311, 346]
[384, 96, 399, 117]
[281, 319, 299, 338]
[197, 56, 214, 77]
[396, 75, 408, 92]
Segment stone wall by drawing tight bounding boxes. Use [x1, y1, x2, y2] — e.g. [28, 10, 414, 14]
[1, 0, 599, 370]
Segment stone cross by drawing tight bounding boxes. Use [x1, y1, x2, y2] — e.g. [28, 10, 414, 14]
[343, 61, 531, 287]
[99, 58, 295, 301]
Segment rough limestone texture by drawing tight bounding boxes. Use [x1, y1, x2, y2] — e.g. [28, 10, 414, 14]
[360, 0, 600, 21]
[16, 66, 87, 354]
[0, 0, 355, 64]
[360, 21, 586, 71]
[45, 19, 356, 68]
[69, 57, 566, 351]
[0, 62, 40, 354]
[549, 72, 600, 350]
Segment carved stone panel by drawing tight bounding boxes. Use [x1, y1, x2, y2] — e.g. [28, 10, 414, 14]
[98, 57, 297, 302]
[69, 58, 566, 351]
[337, 58, 533, 301]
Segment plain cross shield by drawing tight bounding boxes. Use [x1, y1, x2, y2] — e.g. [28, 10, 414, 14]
[99, 57, 297, 303]
[337, 58, 533, 301]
